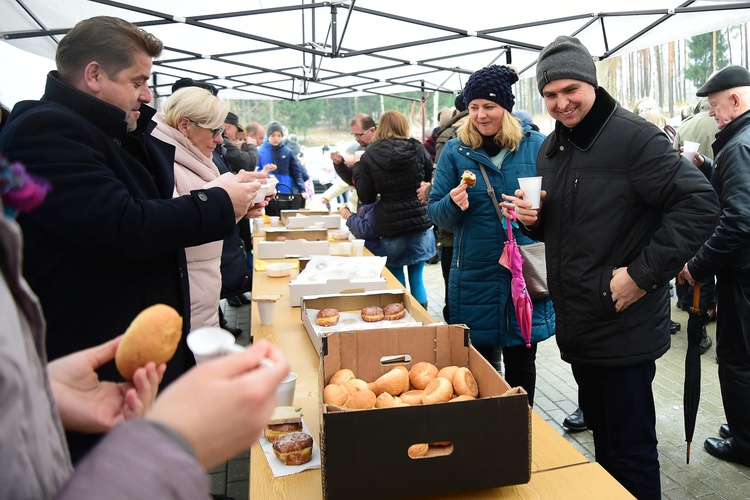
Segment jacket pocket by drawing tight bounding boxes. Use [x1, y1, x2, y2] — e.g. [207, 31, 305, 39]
[598, 266, 619, 320]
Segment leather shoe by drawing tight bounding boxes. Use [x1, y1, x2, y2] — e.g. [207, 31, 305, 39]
[220, 321, 243, 338]
[670, 320, 681, 334]
[720, 423, 732, 440]
[704, 437, 750, 466]
[562, 408, 588, 432]
[226, 295, 243, 307]
[699, 329, 713, 355]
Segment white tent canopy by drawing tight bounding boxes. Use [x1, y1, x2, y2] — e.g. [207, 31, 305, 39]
[3, 0, 750, 101]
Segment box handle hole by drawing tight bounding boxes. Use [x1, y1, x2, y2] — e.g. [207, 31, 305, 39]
[380, 354, 411, 366]
[407, 442, 454, 459]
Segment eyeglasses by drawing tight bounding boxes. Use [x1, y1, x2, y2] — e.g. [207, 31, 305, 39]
[190, 120, 224, 139]
[351, 127, 373, 138]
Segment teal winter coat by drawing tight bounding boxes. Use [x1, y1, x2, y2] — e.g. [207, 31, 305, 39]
[427, 127, 555, 348]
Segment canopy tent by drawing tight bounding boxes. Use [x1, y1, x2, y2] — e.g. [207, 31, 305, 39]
[3, 0, 750, 101]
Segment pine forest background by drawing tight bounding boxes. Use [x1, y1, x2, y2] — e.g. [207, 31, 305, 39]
[222, 25, 747, 145]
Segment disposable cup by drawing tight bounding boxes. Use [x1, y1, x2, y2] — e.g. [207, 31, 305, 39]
[351, 239, 365, 256]
[257, 300, 277, 325]
[253, 218, 264, 232]
[518, 176, 543, 209]
[187, 327, 244, 364]
[338, 242, 352, 256]
[252, 185, 269, 203]
[682, 141, 701, 158]
[269, 216, 280, 227]
[276, 372, 298, 406]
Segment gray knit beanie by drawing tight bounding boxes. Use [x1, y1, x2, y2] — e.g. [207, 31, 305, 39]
[266, 121, 284, 137]
[536, 36, 597, 94]
[461, 65, 519, 112]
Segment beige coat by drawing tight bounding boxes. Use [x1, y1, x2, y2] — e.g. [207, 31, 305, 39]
[152, 114, 223, 329]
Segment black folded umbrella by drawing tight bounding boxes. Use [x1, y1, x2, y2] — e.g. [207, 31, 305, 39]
[682, 279, 703, 464]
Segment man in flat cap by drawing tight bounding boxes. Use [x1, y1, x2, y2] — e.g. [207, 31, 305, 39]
[682, 65, 750, 468]
[508, 35, 720, 499]
[221, 111, 255, 173]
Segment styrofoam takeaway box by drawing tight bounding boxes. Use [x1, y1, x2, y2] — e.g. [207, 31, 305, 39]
[318, 324, 531, 499]
[289, 256, 388, 307]
[255, 240, 330, 259]
[283, 214, 341, 229]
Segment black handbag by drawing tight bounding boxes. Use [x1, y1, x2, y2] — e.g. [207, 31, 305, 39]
[265, 183, 306, 216]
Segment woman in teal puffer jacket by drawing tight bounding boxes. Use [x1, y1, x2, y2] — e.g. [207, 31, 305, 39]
[427, 65, 554, 406]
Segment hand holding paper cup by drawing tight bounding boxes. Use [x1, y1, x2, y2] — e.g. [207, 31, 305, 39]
[517, 176, 543, 209]
[681, 141, 701, 159]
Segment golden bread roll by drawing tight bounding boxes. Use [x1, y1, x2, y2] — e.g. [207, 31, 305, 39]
[323, 384, 349, 406]
[329, 368, 355, 386]
[409, 361, 438, 390]
[115, 304, 182, 380]
[422, 377, 453, 404]
[344, 388, 376, 409]
[375, 392, 395, 408]
[372, 367, 409, 396]
[449, 394, 476, 402]
[395, 365, 411, 393]
[400, 389, 424, 405]
[343, 378, 369, 396]
[452, 367, 479, 397]
[272, 431, 313, 466]
[408, 443, 429, 458]
[437, 365, 459, 381]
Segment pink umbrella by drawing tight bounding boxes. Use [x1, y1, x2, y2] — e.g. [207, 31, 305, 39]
[498, 210, 533, 348]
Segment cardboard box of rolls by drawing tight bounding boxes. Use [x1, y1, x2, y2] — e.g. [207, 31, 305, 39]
[318, 323, 531, 500]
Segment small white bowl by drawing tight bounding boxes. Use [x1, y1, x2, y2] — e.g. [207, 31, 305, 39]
[331, 230, 350, 240]
[266, 262, 294, 277]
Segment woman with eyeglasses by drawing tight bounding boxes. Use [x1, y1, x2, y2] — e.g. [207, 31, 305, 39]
[151, 86, 234, 330]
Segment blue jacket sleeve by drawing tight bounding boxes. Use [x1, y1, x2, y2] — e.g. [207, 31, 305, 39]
[427, 142, 465, 229]
[345, 202, 378, 240]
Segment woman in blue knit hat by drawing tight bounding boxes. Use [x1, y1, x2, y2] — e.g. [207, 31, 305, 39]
[426, 65, 555, 406]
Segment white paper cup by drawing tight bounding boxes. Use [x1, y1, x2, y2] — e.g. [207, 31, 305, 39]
[269, 216, 280, 227]
[257, 300, 276, 325]
[276, 372, 297, 406]
[253, 218, 264, 232]
[351, 239, 365, 256]
[187, 327, 244, 364]
[518, 176, 543, 209]
[682, 141, 701, 158]
[251, 185, 269, 203]
[338, 242, 352, 256]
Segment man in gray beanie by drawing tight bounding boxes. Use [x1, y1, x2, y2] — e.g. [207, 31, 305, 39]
[506, 35, 720, 499]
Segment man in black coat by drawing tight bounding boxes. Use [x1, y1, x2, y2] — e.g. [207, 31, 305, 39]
[0, 15, 262, 461]
[510, 36, 719, 499]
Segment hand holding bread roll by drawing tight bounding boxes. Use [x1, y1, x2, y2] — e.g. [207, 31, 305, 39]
[115, 304, 182, 380]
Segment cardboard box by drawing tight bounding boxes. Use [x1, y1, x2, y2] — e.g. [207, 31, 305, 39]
[318, 324, 531, 499]
[284, 214, 341, 229]
[280, 209, 330, 225]
[255, 240, 330, 259]
[301, 290, 436, 352]
[290, 277, 387, 309]
[264, 227, 328, 241]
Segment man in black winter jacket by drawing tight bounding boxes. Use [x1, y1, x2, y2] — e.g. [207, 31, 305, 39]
[682, 65, 750, 468]
[508, 36, 719, 499]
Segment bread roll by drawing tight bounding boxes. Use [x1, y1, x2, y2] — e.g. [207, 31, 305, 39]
[409, 361, 438, 390]
[437, 365, 459, 381]
[343, 378, 369, 396]
[344, 388, 376, 409]
[422, 376, 453, 404]
[372, 367, 409, 396]
[115, 304, 182, 380]
[375, 392, 395, 408]
[451, 367, 479, 397]
[408, 443, 429, 458]
[449, 394, 476, 402]
[395, 365, 411, 393]
[329, 368, 355, 386]
[400, 389, 424, 405]
[324, 384, 349, 406]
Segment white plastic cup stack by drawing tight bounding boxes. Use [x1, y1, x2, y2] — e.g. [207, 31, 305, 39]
[517, 176, 543, 209]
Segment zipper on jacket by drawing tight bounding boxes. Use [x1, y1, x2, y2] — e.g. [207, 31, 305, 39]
[456, 226, 465, 268]
[571, 174, 579, 224]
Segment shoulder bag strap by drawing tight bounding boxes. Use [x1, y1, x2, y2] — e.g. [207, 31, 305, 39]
[476, 162, 514, 241]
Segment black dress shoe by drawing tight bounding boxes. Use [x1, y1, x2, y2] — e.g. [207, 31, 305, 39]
[699, 328, 713, 355]
[562, 408, 588, 432]
[220, 323, 243, 337]
[704, 437, 750, 466]
[720, 423, 732, 440]
[670, 320, 681, 334]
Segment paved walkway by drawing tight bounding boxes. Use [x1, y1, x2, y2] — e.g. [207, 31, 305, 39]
[216, 260, 750, 500]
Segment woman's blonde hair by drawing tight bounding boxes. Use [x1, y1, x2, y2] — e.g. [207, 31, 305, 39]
[373, 110, 410, 141]
[163, 87, 229, 130]
[458, 109, 524, 152]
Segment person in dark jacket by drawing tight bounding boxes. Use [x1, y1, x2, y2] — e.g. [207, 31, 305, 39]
[682, 65, 750, 468]
[222, 111, 255, 172]
[509, 36, 720, 499]
[0, 16, 263, 461]
[427, 65, 555, 406]
[355, 110, 434, 307]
